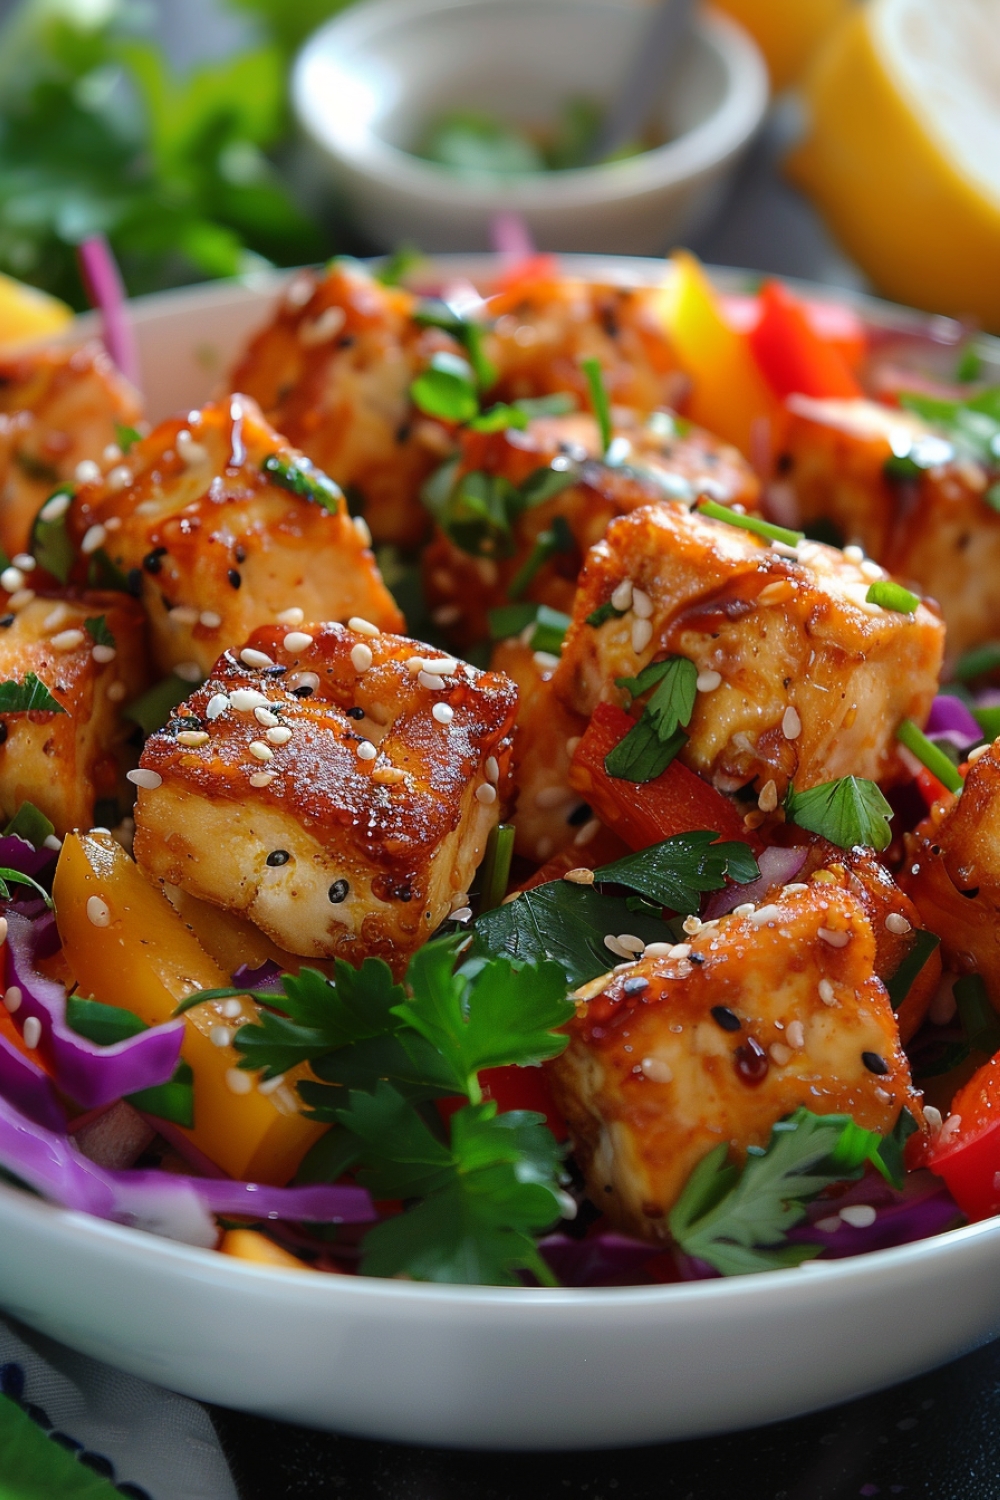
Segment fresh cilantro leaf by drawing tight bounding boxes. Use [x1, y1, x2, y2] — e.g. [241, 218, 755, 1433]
[595, 832, 760, 916]
[126, 1060, 195, 1128]
[516, 464, 578, 507]
[604, 657, 697, 783]
[955, 347, 983, 384]
[899, 389, 1000, 468]
[896, 719, 965, 795]
[472, 880, 676, 987]
[467, 403, 529, 434]
[785, 776, 893, 852]
[234, 960, 406, 1079]
[262, 453, 343, 513]
[411, 351, 480, 424]
[412, 301, 497, 391]
[3, 802, 54, 849]
[374, 244, 424, 286]
[30, 487, 75, 584]
[697, 500, 803, 549]
[124, 675, 193, 736]
[873, 1108, 918, 1189]
[0, 674, 65, 714]
[580, 357, 612, 455]
[84, 615, 115, 649]
[508, 515, 575, 599]
[884, 929, 941, 1011]
[669, 1109, 878, 1276]
[86, 549, 132, 592]
[293, 1124, 362, 1185]
[866, 580, 919, 614]
[115, 423, 142, 454]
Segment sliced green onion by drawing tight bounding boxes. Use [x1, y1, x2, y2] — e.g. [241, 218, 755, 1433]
[865, 580, 919, 614]
[954, 641, 1000, 681]
[488, 602, 538, 640]
[896, 718, 964, 793]
[580, 357, 612, 456]
[477, 823, 515, 914]
[508, 515, 574, 600]
[530, 605, 571, 655]
[697, 500, 803, 549]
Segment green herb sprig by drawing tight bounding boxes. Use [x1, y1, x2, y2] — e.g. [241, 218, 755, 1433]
[784, 776, 894, 852]
[604, 657, 697, 783]
[0, 674, 66, 715]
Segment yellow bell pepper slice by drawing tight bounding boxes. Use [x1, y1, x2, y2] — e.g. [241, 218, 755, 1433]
[658, 250, 777, 458]
[0, 270, 72, 350]
[53, 832, 324, 1184]
[219, 1228, 317, 1271]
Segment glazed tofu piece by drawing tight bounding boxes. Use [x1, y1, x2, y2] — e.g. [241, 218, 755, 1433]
[0, 341, 142, 557]
[423, 408, 760, 643]
[770, 396, 999, 660]
[132, 623, 518, 972]
[549, 883, 920, 1240]
[0, 589, 147, 836]
[553, 503, 945, 798]
[228, 260, 464, 546]
[482, 274, 682, 414]
[66, 395, 404, 680]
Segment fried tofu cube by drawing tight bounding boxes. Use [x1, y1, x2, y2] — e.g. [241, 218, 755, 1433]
[67, 395, 404, 680]
[554, 503, 945, 797]
[228, 261, 465, 546]
[771, 396, 999, 660]
[0, 590, 148, 835]
[423, 408, 760, 643]
[132, 623, 518, 972]
[0, 341, 142, 558]
[549, 883, 920, 1240]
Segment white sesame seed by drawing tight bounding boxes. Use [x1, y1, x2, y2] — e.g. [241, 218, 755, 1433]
[105, 516, 122, 532]
[283, 631, 314, 653]
[818, 979, 836, 1006]
[923, 1105, 943, 1139]
[818, 927, 850, 948]
[240, 648, 274, 670]
[169, 606, 199, 626]
[210, 1025, 234, 1048]
[86, 895, 111, 927]
[732, 902, 756, 917]
[285, 273, 314, 309]
[432, 703, 454, 725]
[176, 429, 209, 467]
[348, 616, 380, 638]
[418, 670, 449, 691]
[485, 756, 500, 784]
[255, 1071, 287, 1098]
[266, 725, 292, 745]
[230, 688, 268, 711]
[611, 579, 633, 612]
[106, 465, 133, 492]
[885, 912, 912, 935]
[631, 618, 653, 654]
[103, 444, 122, 464]
[476, 783, 497, 805]
[631, 588, 653, 620]
[968, 744, 990, 764]
[758, 779, 779, 813]
[786, 1020, 805, 1049]
[533, 651, 560, 671]
[0, 917, 7, 943]
[174, 661, 202, 683]
[641, 942, 673, 957]
[0, 567, 24, 592]
[289, 672, 319, 694]
[641, 1057, 673, 1083]
[249, 772, 275, 788]
[3, 985, 20, 1013]
[604, 934, 632, 959]
[276, 607, 304, 627]
[356, 740, 377, 761]
[785, 883, 808, 894]
[769, 1042, 791, 1066]
[451, 906, 473, 924]
[50, 628, 85, 651]
[107, 681, 126, 702]
[206, 693, 229, 720]
[354, 515, 372, 547]
[839, 1204, 876, 1229]
[92, 644, 116, 664]
[844, 545, 864, 564]
[682, 915, 703, 936]
[43, 605, 69, 632]
[226, 1067, 253, 1095]
[299, 304, 346, 346]
[11, 554, 33, 573]
[80, 522, 108, 556]
[535, 785, 571, 809]
[176, 729, 209, 747]
[574, 817, 600, 847]
[406, 655, 428, 674]
[127, 768, 163, 790]
[7, 588, 33, 613]
[22, 1015, 41, 1050]
[750, 903, 782, 926]
[351, 643, 373, 673]
[254, 706, 281, 727]
[696, 669, 722, 692]
[221, 999, 243, 1019]
[566, 736, 581, 756]
[72, 460, 100, 486]
[617, 933, 646, 955]
[563, 867, 596, 885]
[782, 705, 802, 740]
[200, 611, 222, 630]
[860, 559, 882, 581]
[432, 605, 461, 627]
[249, 741, 274, 762]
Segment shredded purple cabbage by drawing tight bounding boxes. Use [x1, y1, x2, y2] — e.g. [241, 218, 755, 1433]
[0, 835, 56, 881]
[789, 1170, 961, 1259]
[4, 911, 184, 1110]
[0, 1034, 65, 1132]
[539, 1232, 659, 1286]
[704, 845, 807, 919]
[232, 960, 285, 993]
[926, 694, 982, 745]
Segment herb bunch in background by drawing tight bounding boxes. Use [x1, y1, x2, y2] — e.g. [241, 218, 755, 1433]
[0, 0, 348, 308]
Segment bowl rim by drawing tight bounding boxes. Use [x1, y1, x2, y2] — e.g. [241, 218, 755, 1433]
[291, 0, 769, 209]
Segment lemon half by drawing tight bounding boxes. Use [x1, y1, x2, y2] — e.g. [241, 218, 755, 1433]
[0, 271, 73, 351]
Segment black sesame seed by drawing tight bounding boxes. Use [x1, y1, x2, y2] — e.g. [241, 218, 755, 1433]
[0, 615, 13, 629]
[328, 878, 350, 904]
[395, 421, 411, 445]
[622, 977, 648, 996]
[567, 802, 593, 827]
[126, 568, 143, 597]
[291, 684, 314, 698]
[143, 547, 167, 574]
[338, 334, 356, 349]
[711, 1005, 742, 1032]
[775, 451, 795, 475]
[227, 569, 242, 589]
[266, 850, 291, 867]
[345, 706, 365, 720]
[235, 545, 246, 564]
[862, 1051, 889, 1076]
[394, 884, 413, 902]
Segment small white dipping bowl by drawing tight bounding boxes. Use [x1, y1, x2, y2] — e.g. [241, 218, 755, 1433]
[292, 0, 769, 254]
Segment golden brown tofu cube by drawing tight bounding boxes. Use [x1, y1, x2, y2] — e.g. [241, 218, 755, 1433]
[423, 408, 760, 643]
[132, 622, 518, 973]
[0, 341, 142, 558]
[67, 395, 403, 680]
[228, 261, 464, 547]
[554, 503, 945, 798]
[549, 883, 920, 1240]
[0, 590, 147, 836]
[771, 396, 999, 661]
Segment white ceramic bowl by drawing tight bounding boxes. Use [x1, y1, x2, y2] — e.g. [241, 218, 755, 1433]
[11, 261, 1000, 1450]
[291, 0, 769, 254]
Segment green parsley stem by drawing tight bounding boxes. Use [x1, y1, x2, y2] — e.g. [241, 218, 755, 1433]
[697, 500, 803, 548]
[477, 823, 515, 915]
[896, 718, 965, 794]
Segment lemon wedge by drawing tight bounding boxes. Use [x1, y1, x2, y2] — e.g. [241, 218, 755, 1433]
[0, 270, 73, 351]
[787, 0, 1000, 331]
[712, 0, 851, 91]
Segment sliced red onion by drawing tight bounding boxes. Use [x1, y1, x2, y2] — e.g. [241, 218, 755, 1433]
[77, 235, 141, 391]
[4, 911, 183, 1110]
[232, 959, 285, 993]
[926, 694, 982, 744]
[0, 1033, 65, 1132]
[0, 835, 55, 880]
[0, 1091, 374, 1247]
[703, 844, 808, 919]
[490, 212, 535, 260]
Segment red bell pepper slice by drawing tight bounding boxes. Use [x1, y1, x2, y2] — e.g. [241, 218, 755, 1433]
[928, 1052, 1000, 1220]
[749, 280, 863, 402]
[568, 701, 753, 852]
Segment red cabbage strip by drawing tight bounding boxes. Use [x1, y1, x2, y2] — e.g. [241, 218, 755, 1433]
[539, 1232, 659, 1286]
[0, 835, 55, 881]
[703, 844, 808, 919]
[0, 1092, 375, 1247]
[0, 1033, 65, 1132]
[4, 911, 183, 1110]
[926, 694, 982, 744]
